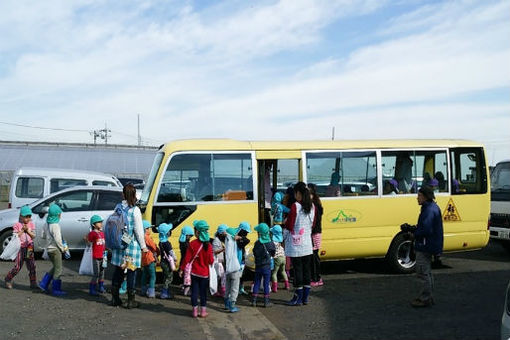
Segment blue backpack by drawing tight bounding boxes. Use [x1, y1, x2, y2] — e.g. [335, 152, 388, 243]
[104, 203, 130, 250]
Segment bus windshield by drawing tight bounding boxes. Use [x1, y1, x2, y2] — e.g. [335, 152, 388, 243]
[139, 152, 164, 204]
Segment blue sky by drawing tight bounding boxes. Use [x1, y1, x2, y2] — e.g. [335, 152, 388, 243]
[0, 0, 508, 164]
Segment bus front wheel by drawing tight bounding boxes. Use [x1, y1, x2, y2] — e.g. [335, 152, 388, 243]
[386, 233, 416, 274]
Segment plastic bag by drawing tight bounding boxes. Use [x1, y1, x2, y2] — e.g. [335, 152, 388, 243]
[79, 246, 94, 276]
[225, 235, 240, 274]
[209, 263, 217, 295]
[0, 234, 21, 261]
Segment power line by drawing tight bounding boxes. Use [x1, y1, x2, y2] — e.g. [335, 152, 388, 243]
[0, 121, 89, 133]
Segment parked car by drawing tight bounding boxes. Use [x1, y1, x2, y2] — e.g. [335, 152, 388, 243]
[502, 280, 510, 340]
[118, 177, 145, 187]
[9, 167, 122, 209]
[0, 186, 124, 253]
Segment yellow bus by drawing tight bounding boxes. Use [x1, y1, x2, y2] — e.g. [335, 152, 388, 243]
[139, 139, 490, 273]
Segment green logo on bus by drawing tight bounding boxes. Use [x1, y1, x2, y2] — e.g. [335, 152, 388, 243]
[329, 209, 361, 224]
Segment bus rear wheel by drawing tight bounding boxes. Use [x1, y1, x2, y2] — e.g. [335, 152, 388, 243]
[386, 233, 416, 274]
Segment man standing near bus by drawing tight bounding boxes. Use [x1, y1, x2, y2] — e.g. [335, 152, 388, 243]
[402, 186, 444, 307]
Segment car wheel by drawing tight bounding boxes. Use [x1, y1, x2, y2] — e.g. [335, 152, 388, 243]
[386, 233, 416, 274]
[0, 229, 13, 255]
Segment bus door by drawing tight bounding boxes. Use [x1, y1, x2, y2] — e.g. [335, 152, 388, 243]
[256, 151, 302, 224]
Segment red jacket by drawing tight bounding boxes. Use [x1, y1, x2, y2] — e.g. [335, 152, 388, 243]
[182, 239, 214, 278]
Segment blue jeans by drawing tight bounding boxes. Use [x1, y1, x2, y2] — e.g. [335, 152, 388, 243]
[253, 267, 271, 296]
[191, 275, 209, 307]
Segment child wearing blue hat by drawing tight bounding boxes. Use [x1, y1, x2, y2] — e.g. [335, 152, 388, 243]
[158, 223, 177, 299]
[231, 222, 251, 295]
[179, 225, 194, 296]
[4, 206, 37, 289]
[212, 224, 228, 298]
[270, 225, 289, 292]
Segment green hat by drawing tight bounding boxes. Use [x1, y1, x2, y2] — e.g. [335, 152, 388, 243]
[90, 215, 103, 226]
[255, 223, 271, 244]
[193, 220, 210, 242]
[46, 204, 62, 224]
[20, 205, 32, 217]
[143, 220, 152, 229]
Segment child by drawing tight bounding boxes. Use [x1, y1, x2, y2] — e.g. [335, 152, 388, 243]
[179, 225, 194, 296]
[86, 215, 106, 295]
[4, 206, 37, 289]
[39, 203, 68, 296]
[141, 220, 159, 298]
[252, 223, 276, 307]
[158, 223, 177, 299]
[271, 192, 290, 225]
[223, 225, 244, 313]
[233, 222, 251, 295]
[212, 224, 227, 298]
[180, 220, 214, 318]
[269, 225, 289, 292]
[309, 183, 324, 287]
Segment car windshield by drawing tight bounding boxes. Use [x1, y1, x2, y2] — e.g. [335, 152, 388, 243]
[492, 162, 510, 192]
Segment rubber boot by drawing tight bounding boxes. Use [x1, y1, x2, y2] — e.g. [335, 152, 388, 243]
[251, 294, 258, 307]
[51, 279, 67, 297]
[271, 281, 278, 293]
[160, 288, 169, 299]
[224, 298, 231, 311]
[264, 295, 272, 308]
[89, 282, 99, 296]
[199, 306, 208, 318]
[119, 280, 127, 295]
[229, 301, 239, 313]
[127, 290, 140, 309]
[140, 285, 147, 297]
[111, 284, 123, 307]
[146, 287, 155, 298]
[284, 280, 290, 290]
[38, 273, 53, 293]
[287, 288, 303, 306]
[98, 280, 106, 293]
[192, 306, 199, 318]
[302, 286, 311, 305]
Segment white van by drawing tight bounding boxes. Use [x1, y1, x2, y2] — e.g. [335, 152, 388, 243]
[9, 167, 122, 208]
[489, 160, 510, 248]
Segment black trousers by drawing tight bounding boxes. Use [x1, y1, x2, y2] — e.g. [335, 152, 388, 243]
[112, 266, 137, 290]
[291, 255, 312, 288]
[311, 249, 322, 282]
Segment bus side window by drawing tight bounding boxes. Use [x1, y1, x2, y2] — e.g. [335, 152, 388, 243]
[450, 147, 487, 194]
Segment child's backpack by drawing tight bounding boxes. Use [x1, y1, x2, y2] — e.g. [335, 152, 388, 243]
[104, 203, 129, 250]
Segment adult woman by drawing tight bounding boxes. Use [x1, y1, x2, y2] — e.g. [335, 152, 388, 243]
[283, 182, 316, 306]
[308, 183, 324, 287]
[110, 184, 148, 309]
[39, 204, 68, 296]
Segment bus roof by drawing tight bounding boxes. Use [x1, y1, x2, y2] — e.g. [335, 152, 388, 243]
[159, 139, 484, 154]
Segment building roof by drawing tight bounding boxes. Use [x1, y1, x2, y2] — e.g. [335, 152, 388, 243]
[0, 141, 158, 175]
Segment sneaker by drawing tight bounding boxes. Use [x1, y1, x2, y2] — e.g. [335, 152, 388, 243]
[317, 279, 324, 286]
[410, 298, 434, 308]
[310, 281, 318, 287]
[5, 280, 13, 289]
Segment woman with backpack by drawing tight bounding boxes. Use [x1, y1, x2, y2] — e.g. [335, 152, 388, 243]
[110, 184, 148, 308]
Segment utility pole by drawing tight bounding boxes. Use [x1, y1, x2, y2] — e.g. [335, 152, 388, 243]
[90, 124, 111, 145]
[137, 114, 141, 146]
[104, 122, 111, 145]
[331, 126, 335, 141]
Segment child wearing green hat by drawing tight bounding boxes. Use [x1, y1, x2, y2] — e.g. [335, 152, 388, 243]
[4, 205, 37, 289]
[180, 220, 214, 318]
[270, 225, 289, 292]
[86, 215, 106, 296]
[39, 203, 68, 296]
[158, 223, 177, 299]
[251, 223, 276, 307]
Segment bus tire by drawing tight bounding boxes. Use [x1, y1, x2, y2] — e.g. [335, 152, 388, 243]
[0, 229, 13, 255]
[386, 233, 416, 274]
